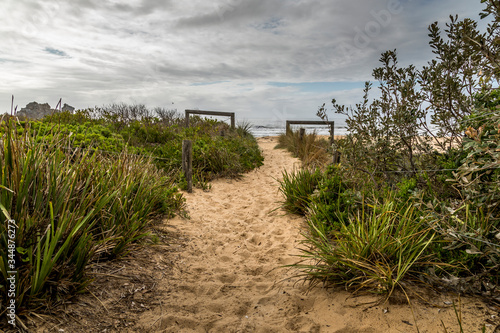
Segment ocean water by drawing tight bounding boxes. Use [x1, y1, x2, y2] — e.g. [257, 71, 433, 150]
[191, 115, 348, 137]
[249, 124, 347, 138]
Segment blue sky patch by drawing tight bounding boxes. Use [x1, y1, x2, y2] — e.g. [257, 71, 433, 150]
[260, 17, 283, 30]
[253, 17, 284, 34]
[44, 47, 69, 57]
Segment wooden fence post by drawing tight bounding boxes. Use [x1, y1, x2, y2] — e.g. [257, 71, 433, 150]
[284, 120, 338, 163]
[285, 120, 334, 139]
[333, 151, 340, 164]
[299, 128, 305, 141]
[230, 113, 235, 129]
[330, 123, 335, 146]
[182, 140, 193, 193]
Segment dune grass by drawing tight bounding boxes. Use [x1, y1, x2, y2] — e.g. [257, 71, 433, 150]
[0, 118, 184, 313]
[275, 130, 331, 169]
[295, 198, 435, 299]
[278, 168, 323, 215]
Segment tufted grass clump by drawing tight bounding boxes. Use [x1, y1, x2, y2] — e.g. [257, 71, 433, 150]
[278, 168, 323, 215]
[276, 130, 331, 169]
[0, 118, 184, 314]
[295, 197, 435, 299]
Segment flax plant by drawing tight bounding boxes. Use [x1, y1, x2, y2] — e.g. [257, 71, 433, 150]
[278, 168, 323, 215]
[0, 118, 183, 312]
[296, 198, 436, 299]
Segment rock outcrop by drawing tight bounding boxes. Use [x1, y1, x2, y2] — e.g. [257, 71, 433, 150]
[62, 103, 75, 113]
[16, 102, 75, 119]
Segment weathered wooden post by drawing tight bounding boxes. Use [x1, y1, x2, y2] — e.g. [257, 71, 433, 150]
[184, 110, 190, 128]
[230, 112, 235, 129]
[330, 123, 335, 146]
[299, 128, 305, 142]
[333, 151, 341, 164]
[286, 121, 291, 136]
[182, 140, 193, 193]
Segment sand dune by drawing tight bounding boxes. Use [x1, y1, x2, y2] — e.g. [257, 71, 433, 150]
[135, 136, 492, 333]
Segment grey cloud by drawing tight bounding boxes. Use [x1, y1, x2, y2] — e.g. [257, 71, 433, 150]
[0, 0, 488, 120]
[108, 0, 174, 16]
[175, 0, 298, 29]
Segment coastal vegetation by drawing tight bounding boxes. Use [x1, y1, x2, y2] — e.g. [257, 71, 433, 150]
[0, 106, 263, 319]
[2, 0, 499, 330]
[275, 130, 331, 169]
[279, 0, 500, 302]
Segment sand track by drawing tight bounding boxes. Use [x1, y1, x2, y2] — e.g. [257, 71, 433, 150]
[135, 137, 493, 333]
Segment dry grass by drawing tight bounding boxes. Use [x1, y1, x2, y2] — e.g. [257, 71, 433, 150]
[275, 130, 331, 169]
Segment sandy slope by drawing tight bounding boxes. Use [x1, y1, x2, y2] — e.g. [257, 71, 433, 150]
[136, 137, 493, 333]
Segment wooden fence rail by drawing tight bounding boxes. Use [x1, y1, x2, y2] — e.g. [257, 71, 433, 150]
[185, 110, 235, 129]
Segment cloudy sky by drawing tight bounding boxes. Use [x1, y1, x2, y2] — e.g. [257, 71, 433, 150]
[0, 0, 488, 125]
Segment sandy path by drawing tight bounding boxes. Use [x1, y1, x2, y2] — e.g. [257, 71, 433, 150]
[136, 137, 491, 333]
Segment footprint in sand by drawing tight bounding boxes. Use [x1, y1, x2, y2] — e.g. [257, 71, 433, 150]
[206, 302, 226, 314]
[217, 273, 237, 284]
[219, 256, 233, 263]
[155, 315, 201, 331]
[248, 234, 263, 246]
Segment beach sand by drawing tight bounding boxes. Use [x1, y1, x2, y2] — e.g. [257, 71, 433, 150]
[131, 136, 493, 332]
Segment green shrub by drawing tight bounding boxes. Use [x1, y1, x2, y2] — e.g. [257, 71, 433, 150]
[37, 109, 264, 187]
[426, 203, 500, 280]
[395, 177, 417, 203]
[296, 198, 435, 298]
[8, 120, 127, 153]
[456, 108, 500, 217]
[308, 165, 355, 232]
[278, 168, 323, 215]
[0, 119, 184, 312]
[419, 148, 466, 200]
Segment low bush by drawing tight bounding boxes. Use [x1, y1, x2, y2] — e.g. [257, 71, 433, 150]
[0, 119, 184, 313]
[456, 108, 500, 217]
[278, 168, 323, 215]
[425, 203, 500, 281]
[39, 109, 264, 187]
[296, 198, 435, 298]
[308, 165, 356, 233]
